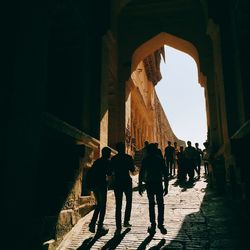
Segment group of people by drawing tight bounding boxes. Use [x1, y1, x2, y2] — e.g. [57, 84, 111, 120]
[86, 139, 210, 237]
[87, 141, 169, 237]
[164, 140, 209, 183]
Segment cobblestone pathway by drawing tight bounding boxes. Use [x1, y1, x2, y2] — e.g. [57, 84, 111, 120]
[57, 171, 246, 250]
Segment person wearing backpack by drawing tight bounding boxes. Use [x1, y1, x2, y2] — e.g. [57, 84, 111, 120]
[88, 147, 112, 235]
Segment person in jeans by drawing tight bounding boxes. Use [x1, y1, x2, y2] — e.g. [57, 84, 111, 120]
[139, 143, 169, 235]
[110, 142, 135, 235]
[88, 147, 112, 235]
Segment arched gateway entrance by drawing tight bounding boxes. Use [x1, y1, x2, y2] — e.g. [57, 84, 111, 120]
[3, 1, 249, 248]
[123, 32, 206, 157]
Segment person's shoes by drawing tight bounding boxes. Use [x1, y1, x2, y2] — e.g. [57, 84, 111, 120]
[97, 225, 109, 235]
[123, 221, 132, 227]
[147, 224, 156, 235]
[89, 223, 95, 233]
[158, 224, 167, 234]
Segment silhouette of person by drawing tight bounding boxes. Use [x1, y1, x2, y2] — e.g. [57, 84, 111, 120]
[110, 142, 135, 235]
[142, 140, 149, 160]
[164, 141, 175, 177]
[173, 142, 179, 175]
[177, 146, 186, 183]
[155, 142, 163, 158]
[202, 142, 209, 175]
[88, 147, 112, 235]
[139, 143, 169, 235]
[184, 141, 197, 183]
[194, 142, 203, 178]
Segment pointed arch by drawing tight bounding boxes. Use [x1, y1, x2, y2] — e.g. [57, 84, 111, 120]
[131, 32, 206, 86]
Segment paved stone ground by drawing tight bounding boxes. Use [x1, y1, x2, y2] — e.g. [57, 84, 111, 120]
[57, 170, 247, 250]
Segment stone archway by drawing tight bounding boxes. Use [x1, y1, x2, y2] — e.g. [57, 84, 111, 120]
[131, 32, 206, 87]
[123, 32, 207, 156]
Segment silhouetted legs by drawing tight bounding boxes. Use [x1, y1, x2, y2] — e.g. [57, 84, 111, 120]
[146, 183, 164, 227]
[195, 160, 201, 178]
[114, 181, 132, 232]
[204, 162, 209, 175]
[166, 160, 174, 177]
[173, 159, 177, 176]
[186, 159, 195, 182]
[89, 188, 107, 233]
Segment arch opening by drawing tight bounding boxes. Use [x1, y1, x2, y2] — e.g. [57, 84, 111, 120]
[125, 32, 208, 157]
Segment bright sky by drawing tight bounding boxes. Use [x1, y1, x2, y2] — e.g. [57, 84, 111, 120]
[155, 45, 207, 149]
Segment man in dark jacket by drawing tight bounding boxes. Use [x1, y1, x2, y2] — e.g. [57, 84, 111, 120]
[139, 143, 169, 235]
[88, 147, 112, 235]
[110, 142, 135, 235]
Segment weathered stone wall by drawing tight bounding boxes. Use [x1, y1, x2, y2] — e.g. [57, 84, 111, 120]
[126, 60, 184, 157]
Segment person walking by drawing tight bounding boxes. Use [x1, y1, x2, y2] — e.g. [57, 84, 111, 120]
[177, 146, 187, 183]
[110, 142, 135, 235]
[142, 140, 149, 160]
[164, 141, 175, 177]
[194, 142, 203, 179]
[155, 142, 163, 158]
[184, 141, 197, 183]
[139, 143, 169, 235]
[202, 142, 209, 176]
[88, 147, 112, 235]
[173, 142, 179, 176]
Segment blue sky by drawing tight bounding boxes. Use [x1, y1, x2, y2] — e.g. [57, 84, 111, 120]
[155, 45, 207, 149]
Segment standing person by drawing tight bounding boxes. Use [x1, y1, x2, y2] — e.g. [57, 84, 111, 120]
[110, 142, 135, 235]
[173, 142, 179, 176]
[88, 147, 112, 235]
[139, 143, 169, 235]
[142, 140, 149, 160]
[164, 141, 175, 177]
[184, 141, 197, 183]
[155, 142, 163, 158]
[194, 142, 203, 178]
[177, 146, 186, 183]
[202, 142, 209, 176]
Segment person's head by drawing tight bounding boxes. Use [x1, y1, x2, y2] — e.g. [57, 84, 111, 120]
[155, 142, 159, 148]
[180, 146, 184, 152]
[168, 141, 171, 146]
[195, 142, 199, 148]
[174, 142, 177, 147]
[116, 142, 125, 154]
[203, 141, 209, 148]
[101, 147, 111, 159]
[187, 141, 192, 147]
[147, 143, 157, 155]
[144, 141, 149, 147]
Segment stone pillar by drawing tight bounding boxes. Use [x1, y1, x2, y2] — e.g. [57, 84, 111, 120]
[207, 19, 234, 193]
[100, 31, 117, 150]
